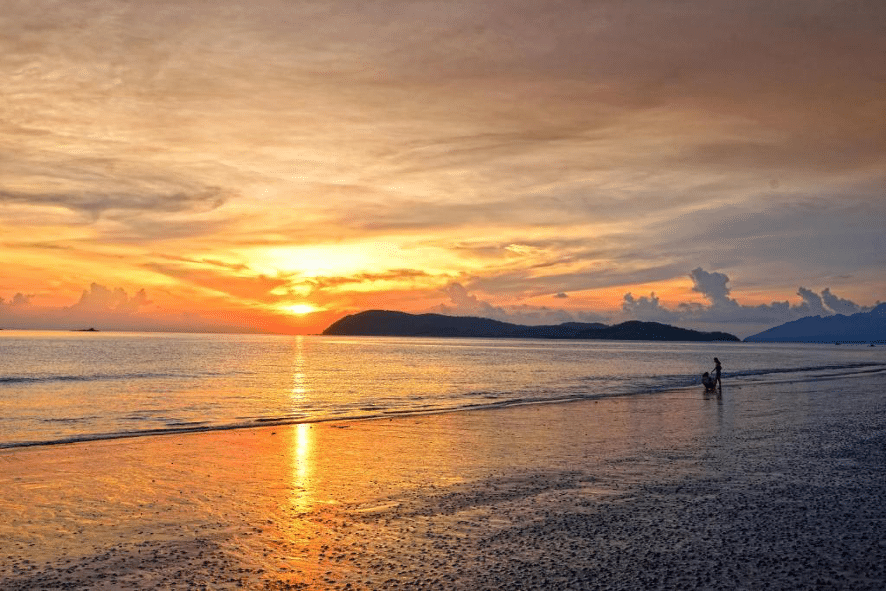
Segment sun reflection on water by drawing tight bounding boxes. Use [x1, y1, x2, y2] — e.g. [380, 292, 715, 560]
[290, 423, 314, 513]
[291, 336, 308, 400]
[289, 337, 314, 513]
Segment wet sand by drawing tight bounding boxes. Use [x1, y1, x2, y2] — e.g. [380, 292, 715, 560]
[1, 371, 884, 590]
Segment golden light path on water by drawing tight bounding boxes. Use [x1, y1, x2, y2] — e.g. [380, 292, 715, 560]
[289, 336, 314, 514]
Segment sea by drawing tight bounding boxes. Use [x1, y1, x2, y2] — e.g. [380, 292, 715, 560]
[0, 330, 883, 449]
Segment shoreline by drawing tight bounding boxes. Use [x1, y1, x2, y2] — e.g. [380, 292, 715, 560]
[3, 366, 882, 452]
[1, 371, 884, 589]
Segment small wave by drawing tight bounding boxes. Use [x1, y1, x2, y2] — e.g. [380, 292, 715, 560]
[726, 362, 884, 380]
[0, 424, 249, 450]
[0, 372, 189, 386]
[255, 415, 306, 422]
[40, 416, 98, 424]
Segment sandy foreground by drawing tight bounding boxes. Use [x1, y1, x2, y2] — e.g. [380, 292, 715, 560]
[1, 372, 884, 590]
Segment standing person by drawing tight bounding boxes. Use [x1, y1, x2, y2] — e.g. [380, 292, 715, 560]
[713, 357, 722, 390]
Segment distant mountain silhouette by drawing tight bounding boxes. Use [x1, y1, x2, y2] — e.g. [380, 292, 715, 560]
[744, 303, 886, 343]
[322, 310, 606, 338]
[578, 320, 740, 342]
[323, 310, 739, 341]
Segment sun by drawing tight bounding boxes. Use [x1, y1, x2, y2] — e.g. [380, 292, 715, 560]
[281, 303, 321, 316]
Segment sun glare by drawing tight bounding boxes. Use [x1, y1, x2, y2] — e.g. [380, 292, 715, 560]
[282, 304, 321, 316]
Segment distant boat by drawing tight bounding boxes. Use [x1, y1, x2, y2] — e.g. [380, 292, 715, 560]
[75, 328, 99, 332]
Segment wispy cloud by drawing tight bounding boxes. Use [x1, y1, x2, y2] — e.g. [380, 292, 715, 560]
[144, 262, 293, 303]
[306, 269, 434, 291]
[0, 186, 228, 220]
[429, 282, 606, 325]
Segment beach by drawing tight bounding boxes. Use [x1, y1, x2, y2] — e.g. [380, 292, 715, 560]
[1, 371, 884, 590]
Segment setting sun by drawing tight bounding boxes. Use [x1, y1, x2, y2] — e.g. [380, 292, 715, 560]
[281, 304, 322, 316]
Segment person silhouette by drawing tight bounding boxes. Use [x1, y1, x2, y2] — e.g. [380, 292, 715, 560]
[713, 357, 722, 390]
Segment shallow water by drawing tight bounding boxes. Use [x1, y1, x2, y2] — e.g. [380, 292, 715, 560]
[1, 370, 883, 590]
[0, 330, 883, 447]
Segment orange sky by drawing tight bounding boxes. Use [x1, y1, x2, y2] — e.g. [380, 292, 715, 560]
[0, 0, 883, 338]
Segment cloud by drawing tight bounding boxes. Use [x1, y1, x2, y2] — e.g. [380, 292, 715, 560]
[690, 268, 731, 304]
[307, 269, 433, 291]
[620, 268, 875, 336]
[430, 282, 606, 325]
[0, 186, 227, 220]
[621, 292, 682, 324]
[71, 283, 151, 315]
[795, 287, 828, 317]
[153, 254, 250, 273]
[145, 262, 293, 303]
[0, 181, 236, 242]
[0, 292, 33, 308]
[0, 283, 152, 330]
[10, 293, 31, 306]
[554, 292, 568, 299]
[821, 288, 862, 315]
[0, 282, 286, 333]
[465, 260, 691, 300]
[433, 282, 507, 320]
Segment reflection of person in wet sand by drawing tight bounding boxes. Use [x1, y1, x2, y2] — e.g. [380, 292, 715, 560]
[713, 358, 722, 390]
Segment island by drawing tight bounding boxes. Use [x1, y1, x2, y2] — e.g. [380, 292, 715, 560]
[323, 310, 740, 341]
[744, 303, 885, 343]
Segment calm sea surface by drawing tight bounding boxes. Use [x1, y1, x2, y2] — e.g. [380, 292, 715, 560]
[0, 331, 883, 448]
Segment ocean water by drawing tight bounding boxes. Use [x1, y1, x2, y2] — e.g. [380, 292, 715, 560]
[0, 330, 883, 448]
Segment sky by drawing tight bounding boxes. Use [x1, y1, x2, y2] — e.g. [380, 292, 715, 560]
[0, 0, 883, 339]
